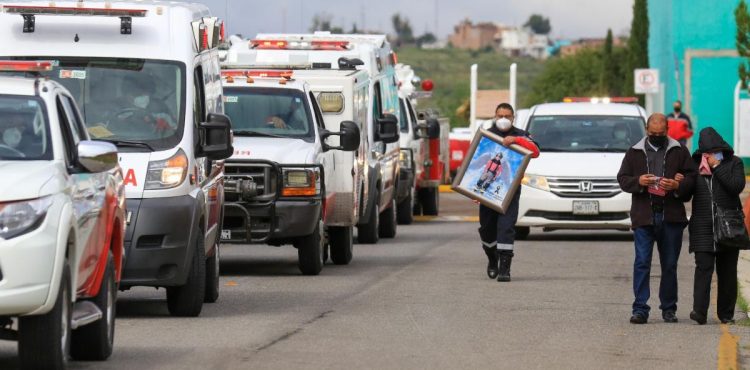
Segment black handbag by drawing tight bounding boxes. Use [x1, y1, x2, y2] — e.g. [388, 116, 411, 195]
[706, 178, 750, 249]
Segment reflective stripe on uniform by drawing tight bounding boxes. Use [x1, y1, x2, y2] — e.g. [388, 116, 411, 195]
[482, 241, 498, 248]
[497, 243, 514, 251]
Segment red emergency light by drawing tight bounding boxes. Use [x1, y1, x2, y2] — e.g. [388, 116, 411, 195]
[250, 39, 350, 51]
[247, 70, 293, 79]
[0, 60, 55, 72]
[421, 79, 434, 92]
[562, 97, 639, 104]
[2, 5, 148, 17]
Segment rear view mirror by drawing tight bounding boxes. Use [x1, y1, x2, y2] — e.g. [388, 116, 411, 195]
[322, 121, 360, 152]
[77, 140, 118, 173]
[377, 113, 400, 144]
[199, 113, 234, 160]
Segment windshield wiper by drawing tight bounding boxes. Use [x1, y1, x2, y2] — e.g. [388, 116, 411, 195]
[233, 130, 287, 138]
[100, 139, 154, 151]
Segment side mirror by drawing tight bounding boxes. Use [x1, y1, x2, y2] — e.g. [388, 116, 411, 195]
[377, 113, 400, 144]
[322, 121, 361, 152]
[199, 113, 234, 160]
[77, 140, 118, 173]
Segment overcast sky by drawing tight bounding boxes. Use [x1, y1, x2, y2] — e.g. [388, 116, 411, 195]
[188, 0, 634, 40]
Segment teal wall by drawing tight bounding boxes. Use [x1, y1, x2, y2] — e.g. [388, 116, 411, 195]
[648, 0, 744, 153]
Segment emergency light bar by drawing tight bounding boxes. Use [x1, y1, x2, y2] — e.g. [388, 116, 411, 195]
[0, 60, 55, 72]
[562, 97, 639, 104]
[2, 4, 148, 34]
[250, 39, 351, 51]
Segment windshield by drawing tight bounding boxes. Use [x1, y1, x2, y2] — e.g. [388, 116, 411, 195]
[6, 57, 186, 152]
[0, 95, 51, 160]
[527, 115, 646, 152]
[223, 87, 313, 140]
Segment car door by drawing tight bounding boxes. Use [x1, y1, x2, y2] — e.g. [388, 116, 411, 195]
[57, 95, 102, 295]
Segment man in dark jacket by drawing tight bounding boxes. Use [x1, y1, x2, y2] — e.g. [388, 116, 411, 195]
[617, 113, 697, 324]
[479, 103, 539, 282]
[688, 127, 747, 325]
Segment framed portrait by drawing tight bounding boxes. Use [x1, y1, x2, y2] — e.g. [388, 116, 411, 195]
[451, 129, 533, 213]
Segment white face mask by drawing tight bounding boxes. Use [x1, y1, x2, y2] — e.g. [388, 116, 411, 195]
[3, 128, 21, 148]
[495, 118, 512, 132]
[133, 95, 150, 109]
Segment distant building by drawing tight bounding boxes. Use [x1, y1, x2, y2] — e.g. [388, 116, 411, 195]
[448, 20, 550, 59]
[476, 90, 510, 119]
[559, 37, 625, 57]
[649, 0, 748, 161]
[449, 20, 499, 50]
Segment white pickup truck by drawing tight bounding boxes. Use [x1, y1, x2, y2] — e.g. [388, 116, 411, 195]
[0, 64, 125, 369]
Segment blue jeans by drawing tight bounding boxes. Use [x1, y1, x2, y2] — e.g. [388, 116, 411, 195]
[632, 212, 685, 317]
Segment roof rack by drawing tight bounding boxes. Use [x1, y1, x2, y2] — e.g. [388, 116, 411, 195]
[2, 4, 148, 34]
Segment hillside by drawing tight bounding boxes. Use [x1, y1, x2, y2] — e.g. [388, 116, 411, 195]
[396, 47, 546, 126]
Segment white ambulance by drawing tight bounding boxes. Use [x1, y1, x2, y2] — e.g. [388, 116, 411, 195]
[217, 68, 360, 274]
[0, 1, 234, 317]
[249, 33, 402, 244]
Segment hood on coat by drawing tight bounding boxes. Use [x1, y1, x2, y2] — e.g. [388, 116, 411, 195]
[692, 127, 733, 161]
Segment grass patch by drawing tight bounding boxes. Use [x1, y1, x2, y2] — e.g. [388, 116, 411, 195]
[396, 47, 545, 126]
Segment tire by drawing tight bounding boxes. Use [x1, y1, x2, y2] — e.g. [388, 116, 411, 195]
[420, 187, 439, 216]
[167, 229, 206, 317]
[329, 226, 353, 265]
[19, 260, 71, 370]
[397, 188, 415, 225]
[379, 197, 397, 238]
[70, 253, 116, 361]
[357, 191, 380, 244]
[204, 242, 220, 303]
[296, 219, 325, 275]
[515, 226, 531, 240]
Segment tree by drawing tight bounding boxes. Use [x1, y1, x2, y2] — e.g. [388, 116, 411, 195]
[601, 29, 616, 95]
[523, 14, 551, 35]
[625, 0, 649, 96]
[391, 13, 415, 46]
[350, 23, 359, 34]
[736, 0, 750, 92]
[416, 32, 437, 47]
[310, 13, 333, 32]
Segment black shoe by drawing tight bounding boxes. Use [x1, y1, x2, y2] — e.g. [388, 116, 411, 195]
[482, 246, 498, 279]
[630, 313, 648, 324]
[690, 311, 707, 325]
[496, 252, 512, 282]
[662, 311, 678, 323]
[720, 318, 735, 324]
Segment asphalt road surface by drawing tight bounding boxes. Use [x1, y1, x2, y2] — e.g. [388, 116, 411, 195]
[2, 192, 748, 369]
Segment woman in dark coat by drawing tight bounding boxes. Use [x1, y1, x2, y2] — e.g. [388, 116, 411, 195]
[689, 127, 748, 324]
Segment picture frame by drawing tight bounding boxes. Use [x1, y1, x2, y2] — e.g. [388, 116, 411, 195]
[451, 128, 533, 213]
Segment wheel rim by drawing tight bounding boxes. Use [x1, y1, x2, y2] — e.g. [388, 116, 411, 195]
[61, 283, 70, 359]
[106, 275, 115, 342]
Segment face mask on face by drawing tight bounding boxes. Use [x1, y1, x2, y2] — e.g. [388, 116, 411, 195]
[673, 106, 681, 113]
[494, 118, 512, 132]
[648, 135, 667, 148]
[3, 128, 21, 148]
[134, 95, 150, 109]
[614, 130, 627, 140]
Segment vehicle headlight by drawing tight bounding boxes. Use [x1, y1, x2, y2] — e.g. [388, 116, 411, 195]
[522, 174, 550, 192]
[0, 196, 53, 239]
[145, 149, 189, 190]
[281, 168, 319, 197]
[399, 149, 413, 169]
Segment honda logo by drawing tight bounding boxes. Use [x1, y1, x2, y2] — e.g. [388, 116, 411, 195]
[579, 181, 593, 193]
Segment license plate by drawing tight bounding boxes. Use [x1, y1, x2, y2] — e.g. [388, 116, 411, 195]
[221, 229, 231, 240]
[573, 201, 599, 215]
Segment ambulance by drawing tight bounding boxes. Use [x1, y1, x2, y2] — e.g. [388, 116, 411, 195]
[217, 67, 360, 274]
[0, 1, 234, 317]
[249, 33, 402, 243]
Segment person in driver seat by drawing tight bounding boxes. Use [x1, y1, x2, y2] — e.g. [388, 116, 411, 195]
[118, 75, 176, 134]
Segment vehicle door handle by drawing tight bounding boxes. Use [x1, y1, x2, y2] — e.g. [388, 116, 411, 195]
[97, 184, 106, 191]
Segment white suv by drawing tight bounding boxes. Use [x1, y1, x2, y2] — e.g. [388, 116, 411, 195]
[0, 67, 125, 369]
[515, 102, 647, 238]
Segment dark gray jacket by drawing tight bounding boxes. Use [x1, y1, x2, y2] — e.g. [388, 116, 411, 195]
[689, 128, 747, 253]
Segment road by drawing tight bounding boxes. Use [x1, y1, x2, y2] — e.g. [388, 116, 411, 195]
[1, 192, 748, 369]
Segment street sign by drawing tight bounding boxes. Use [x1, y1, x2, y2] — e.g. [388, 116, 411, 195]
[634, 69, 660, 94]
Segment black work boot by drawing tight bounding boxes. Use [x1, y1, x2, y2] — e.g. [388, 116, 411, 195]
[497, 251, 513, 282]
[482, 246, 498, 279]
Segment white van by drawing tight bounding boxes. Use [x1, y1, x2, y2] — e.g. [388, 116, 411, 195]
[249, 33, 402, 244]
[515, 101, 647, 238]
[0, 1, 234, 317]
[217, 68, 360, 274]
